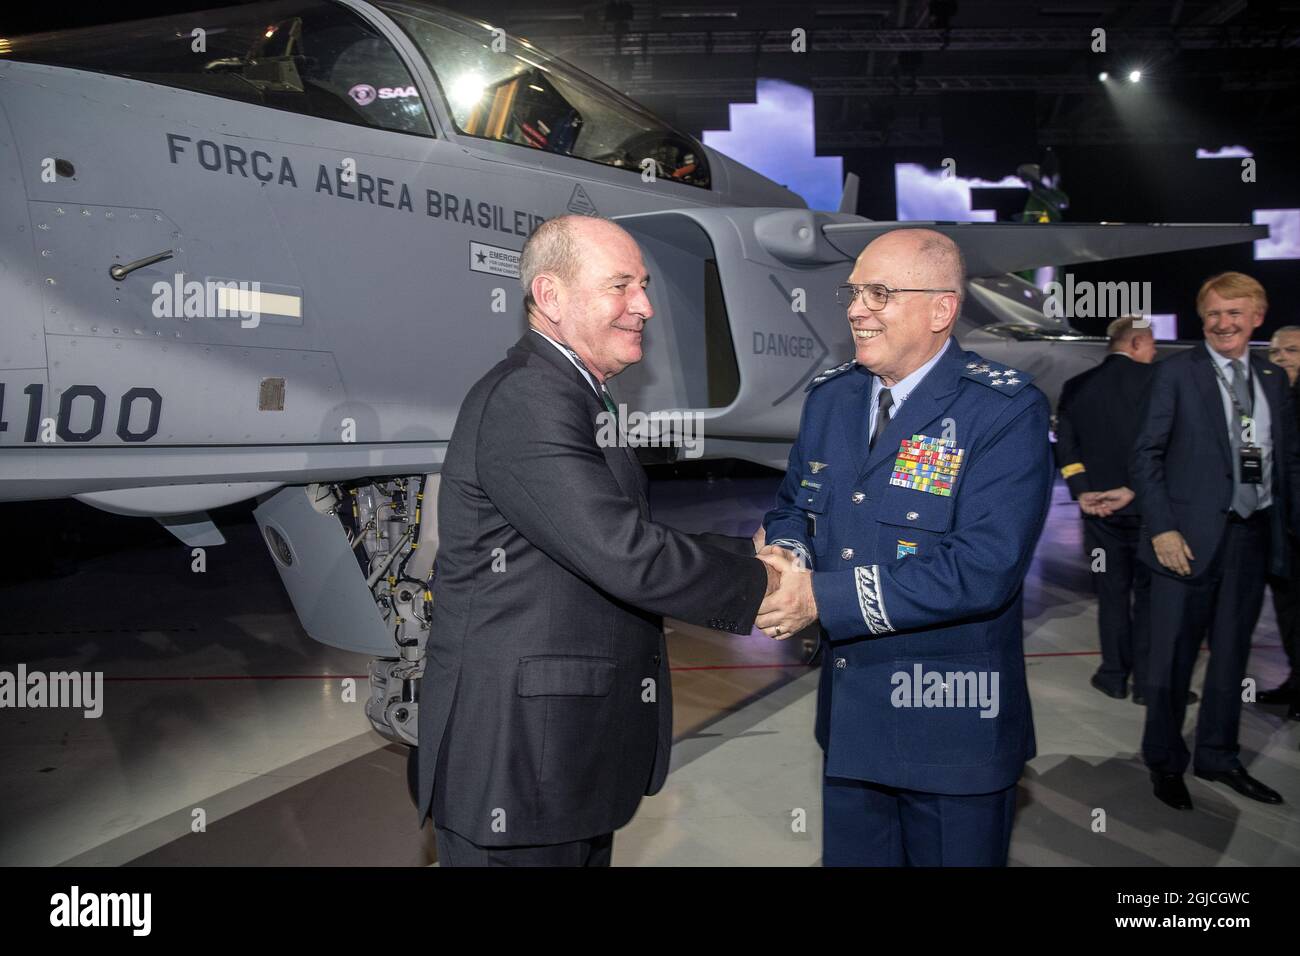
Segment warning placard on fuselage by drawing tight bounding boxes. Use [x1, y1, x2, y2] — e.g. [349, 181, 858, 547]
[470, 241, 521, 278]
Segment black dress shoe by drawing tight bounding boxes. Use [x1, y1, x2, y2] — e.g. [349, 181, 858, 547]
[1151, 772, 1194, 810]
[1090, 673, 1127, 699]
[1193, 767, 1284, 804]
[1258, 681, 1297, 705]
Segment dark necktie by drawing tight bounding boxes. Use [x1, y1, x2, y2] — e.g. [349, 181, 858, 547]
[869, 387, 894, 450]
[598, 382, 618, 422]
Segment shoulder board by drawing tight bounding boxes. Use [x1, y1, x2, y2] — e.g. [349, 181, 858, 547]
[961, 356, 1033, 395]
[805, 360, 856, 392]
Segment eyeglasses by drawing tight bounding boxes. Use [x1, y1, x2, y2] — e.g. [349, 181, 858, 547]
[836, 283, 958, 310]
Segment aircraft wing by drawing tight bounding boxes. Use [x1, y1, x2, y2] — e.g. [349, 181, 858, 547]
[821, 221, 1268, 277]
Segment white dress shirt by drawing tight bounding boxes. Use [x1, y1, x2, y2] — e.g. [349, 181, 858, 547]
[531, 327, 599, 395]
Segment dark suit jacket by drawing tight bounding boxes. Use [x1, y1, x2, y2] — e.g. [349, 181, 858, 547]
[1131, 344, 1300, 580]
[1055, 353, 1154, 516]
[416, 331, 767, 845]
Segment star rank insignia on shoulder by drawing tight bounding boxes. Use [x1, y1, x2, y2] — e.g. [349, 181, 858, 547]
[961, 355, 1032, 395]
[805, 360, 856, 392]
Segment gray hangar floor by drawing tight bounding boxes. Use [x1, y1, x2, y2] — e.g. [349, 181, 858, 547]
[0, 476, 1296, 866]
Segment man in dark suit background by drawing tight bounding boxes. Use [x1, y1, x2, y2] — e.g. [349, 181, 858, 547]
[416, 215, 778, 865]
[1055, 316, 1157, 703]
[1131, 272, 1300, 810]
[1263, 325, 1300, 720]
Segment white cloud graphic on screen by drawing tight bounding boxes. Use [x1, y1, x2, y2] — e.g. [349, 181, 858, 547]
[894, 164, 1027, 221]
[1253, 209, 1300, 260]
[703, 79, 843, 212]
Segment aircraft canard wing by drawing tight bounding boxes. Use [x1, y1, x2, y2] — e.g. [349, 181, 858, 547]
[837, 172, 861, 215]
[821, 221, 1268, 277]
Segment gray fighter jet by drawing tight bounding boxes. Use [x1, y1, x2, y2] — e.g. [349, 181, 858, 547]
[0, 1, 1265, 752]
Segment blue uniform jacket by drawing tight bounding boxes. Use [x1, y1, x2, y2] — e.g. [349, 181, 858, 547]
[763, 341, 1053, 794]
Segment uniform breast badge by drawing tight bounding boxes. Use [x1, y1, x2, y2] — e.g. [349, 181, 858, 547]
[896, 539, 918, 558]
[889, 434, 965, 497]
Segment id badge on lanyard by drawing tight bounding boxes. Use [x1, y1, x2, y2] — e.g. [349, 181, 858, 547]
[1217, 359, 1264, 486]
[1240, 413, 1264, 485]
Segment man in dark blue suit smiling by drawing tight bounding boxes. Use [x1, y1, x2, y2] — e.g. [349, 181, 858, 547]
[1131, 271, 1300, 810]
[757, 228, 1053, 866]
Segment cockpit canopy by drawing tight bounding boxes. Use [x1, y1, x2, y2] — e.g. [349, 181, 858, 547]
[2, 0, 711, 188]
[379, 2, 710, 188]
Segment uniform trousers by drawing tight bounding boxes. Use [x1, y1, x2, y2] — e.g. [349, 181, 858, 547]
[1084, 514, 1151, 696]
[823, 774, 1018, 867]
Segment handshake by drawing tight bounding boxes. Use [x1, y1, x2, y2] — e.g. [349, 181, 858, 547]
[751, 526, 818, 640]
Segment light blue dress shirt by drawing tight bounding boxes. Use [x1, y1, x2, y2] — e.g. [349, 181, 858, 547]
[867, 338, 953, 439]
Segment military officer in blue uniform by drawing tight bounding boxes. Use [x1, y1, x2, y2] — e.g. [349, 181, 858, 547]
[757, 228, 1053, 866]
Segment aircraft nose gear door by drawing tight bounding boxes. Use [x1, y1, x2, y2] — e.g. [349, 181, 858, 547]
[253, 477, 441, 749]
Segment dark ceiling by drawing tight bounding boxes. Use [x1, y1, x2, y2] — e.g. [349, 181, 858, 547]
[4, 1, 1297, 149]
[425, 0, 1300, 149]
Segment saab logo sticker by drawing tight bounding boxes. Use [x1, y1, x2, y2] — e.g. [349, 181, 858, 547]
[349, 84, 418, 105]
[470, 241, 521, 278]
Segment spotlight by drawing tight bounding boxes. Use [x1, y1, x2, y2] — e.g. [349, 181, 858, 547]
[1098, 71, 1109, 82]
[449, 74, 487, 110]
[1128, 69, 1142, 83]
